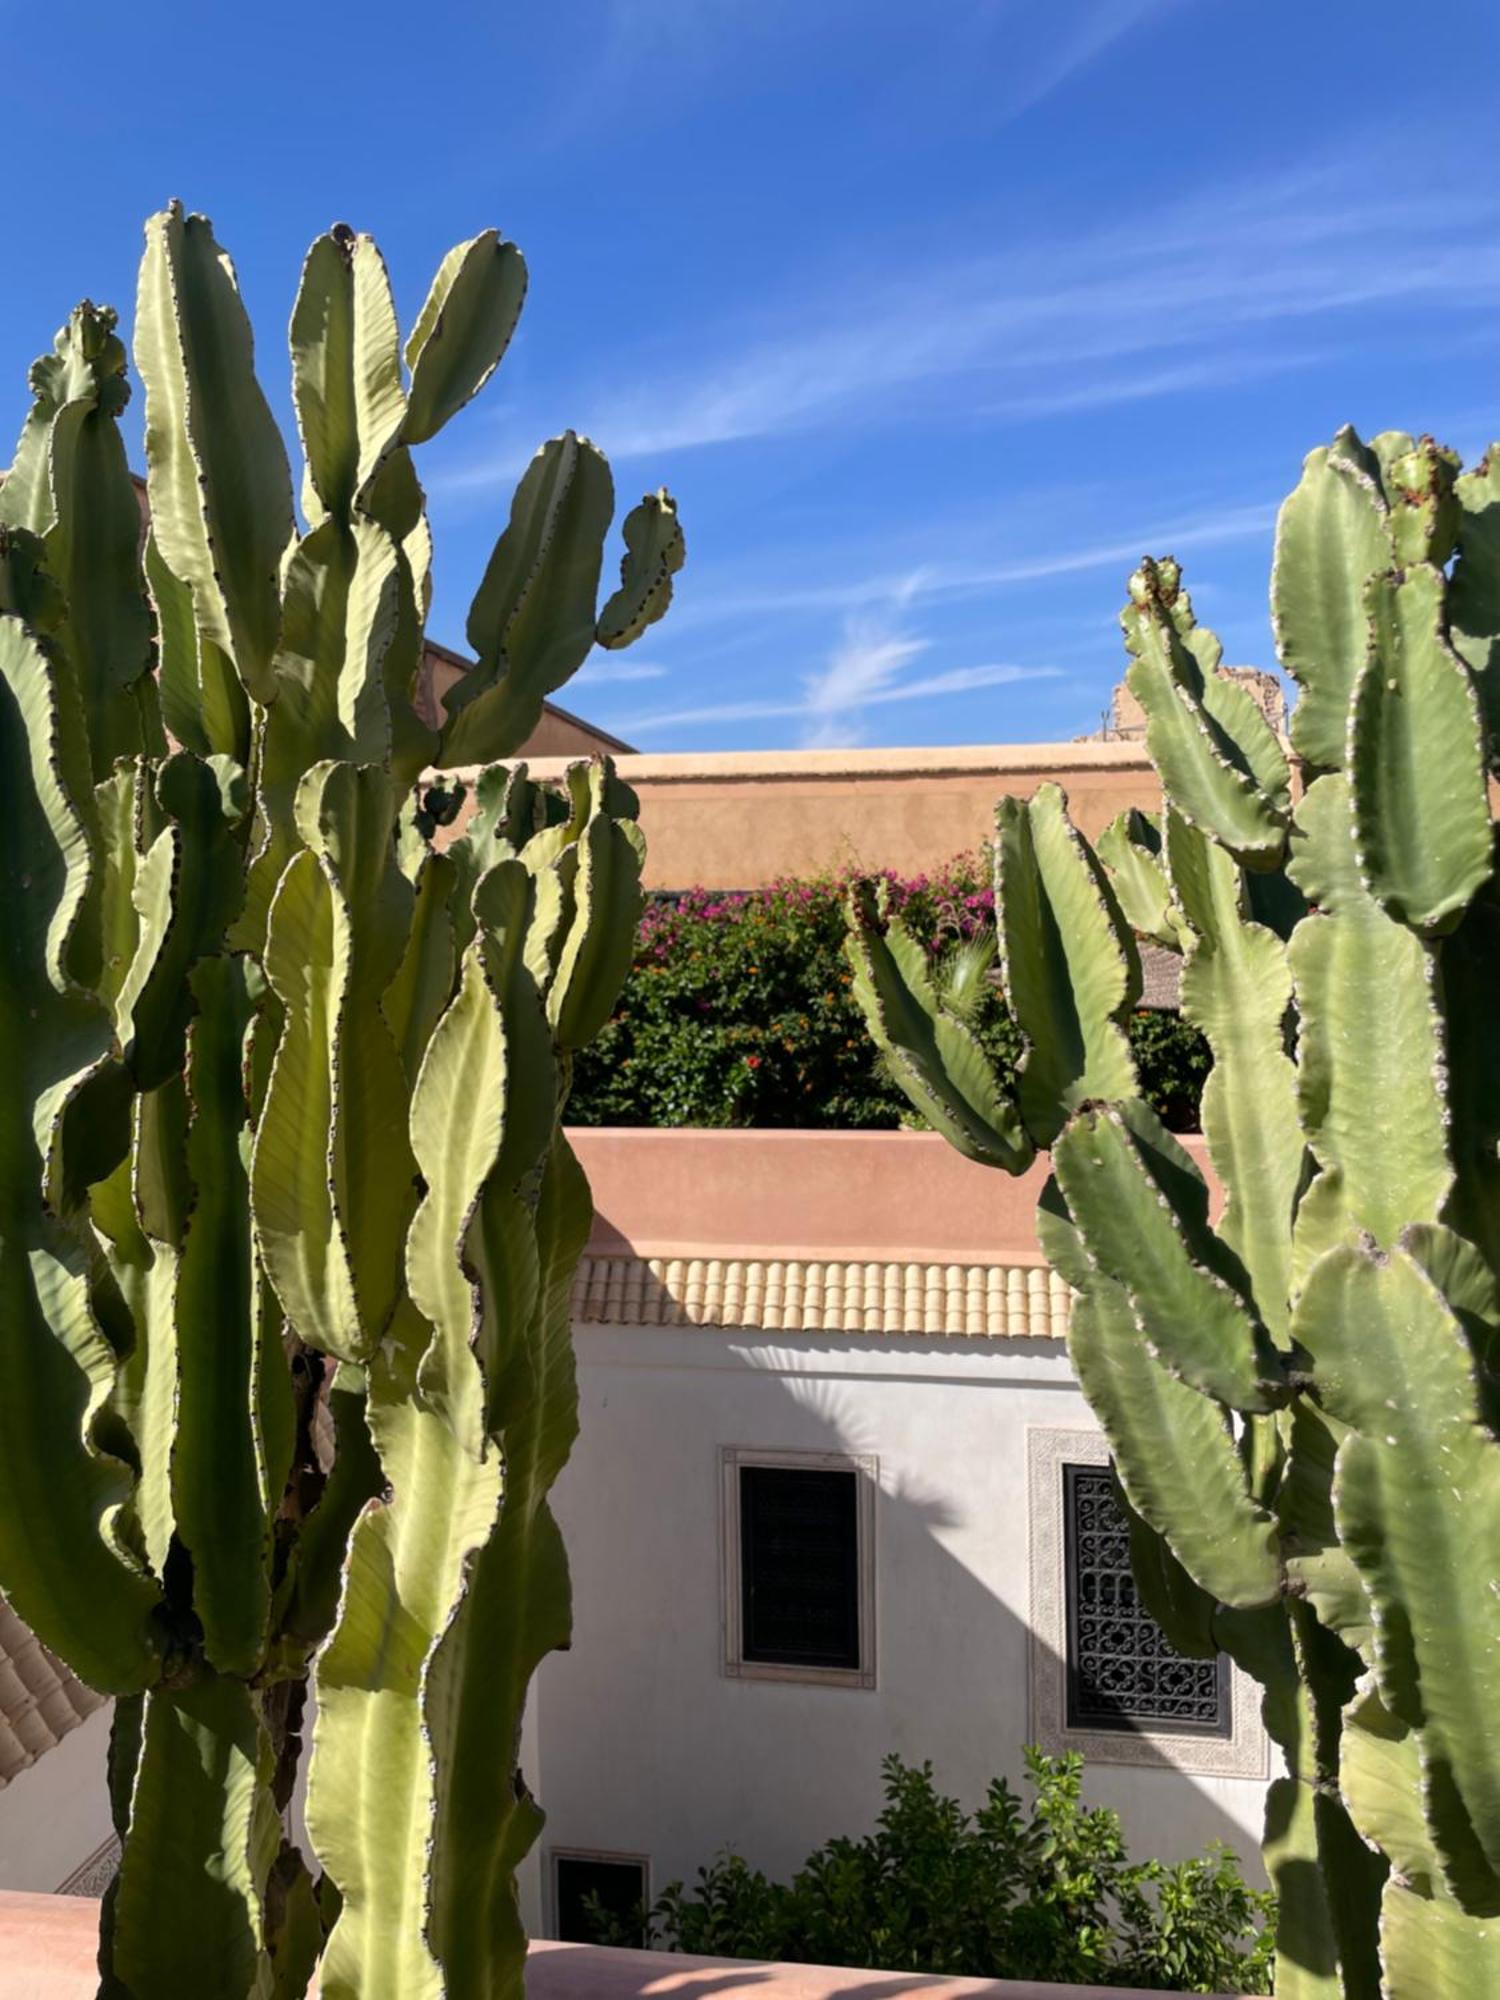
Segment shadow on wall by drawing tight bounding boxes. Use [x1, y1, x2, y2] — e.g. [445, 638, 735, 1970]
[534, 1275, 1268, 1944]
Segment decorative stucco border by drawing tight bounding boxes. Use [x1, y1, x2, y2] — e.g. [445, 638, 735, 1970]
[57, 1833, 120, 1897]
[1026, 1427, 1269, 1780]
[720, 1447, 879, 1691]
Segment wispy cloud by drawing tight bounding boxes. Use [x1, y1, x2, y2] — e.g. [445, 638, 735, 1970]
[624, 607, 1059, 744]
[432, 150, 1500, 494]
[537, 0, 1177, 159]
[798, 614, 929, 747]
[567, 656, 669, 685]
[667, 499, 1278, 632]
[991, 0, 1189, 123]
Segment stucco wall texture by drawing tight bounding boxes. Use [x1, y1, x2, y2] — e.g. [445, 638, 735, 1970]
[441, 742, 1160, 892]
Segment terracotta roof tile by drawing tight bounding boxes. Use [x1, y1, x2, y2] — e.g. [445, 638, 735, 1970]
[570, 1254, 1070, 1340]
[0, 1598, 106, 1789]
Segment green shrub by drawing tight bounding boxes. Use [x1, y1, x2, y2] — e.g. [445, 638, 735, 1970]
[569, 856, 1209, 1131]
[584, 1750, 1275, 1993]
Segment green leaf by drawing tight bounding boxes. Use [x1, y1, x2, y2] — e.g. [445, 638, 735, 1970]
[1451, 444, 1500, 755]
[843, 881, 1032, 1171]
[440, 433, 615, 766]
[172, 955, 275, 1676]
[383, 849, 458, 1087]
[1096, 808, 1181, 947]
[109, 1678, 275, 1997]
[145, 532, 251, 766]
[97, 1081, 189, 1584]
[1262, 1777, 1373, 1999]
[994, 782, 1138, 1145]
[1272, 426, 1394, 770]
[1119, 1486, 1220, 1659]
[1166, 814, 1302, 1342]
[596, 488, 685, 649]
[1380, 1883, 1500, 2000]
[291, 229, 406, 523]
[1439, 884, 1500, 1277]
[1296, 1244, 1500, 1894]
[1054, 1103, 1283, 1413]
[1277, 1403, 1372, 1655]
[4, 304, 160, 779]
[0, 615, 160, 1691]
[426, 1135, 590, 1995]
[252, 846, 362, 1359]
[134, 203, 293, 701]
[1350, 565, 1493, 932]
[1060, 1255, 1281, 1608]
[402, 231, 527, 446]
[1288, 776, 1451, 1248]
[547, 763, 645, 1050]
[1385, 436, 1461, 567]
[277, 1363, 383, 1650]
[113, 752, 246, 1091]
[308, 1316, 502, 2000]
[1341, 1682, 1500, 1918]
[406, 937, 513, 1455]
[1120, 561, 1289, 866]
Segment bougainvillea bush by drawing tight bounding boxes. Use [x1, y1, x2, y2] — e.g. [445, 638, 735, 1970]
[569, 853, 1210, 1130]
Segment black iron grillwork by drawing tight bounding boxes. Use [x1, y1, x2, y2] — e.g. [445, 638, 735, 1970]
[740, 1463, 860, 1670]
[1063, 1463, 1230, 1735]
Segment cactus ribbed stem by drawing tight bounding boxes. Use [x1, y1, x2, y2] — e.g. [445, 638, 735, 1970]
[848, 421, 1500, 1995]
[0, 205, 680, 1996]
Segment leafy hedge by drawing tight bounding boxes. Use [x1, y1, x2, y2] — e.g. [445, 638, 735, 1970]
[569, 854, 1209, 1130]
[585, 1749, 1274, 1993]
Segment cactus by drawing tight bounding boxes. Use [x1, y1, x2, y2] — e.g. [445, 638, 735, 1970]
[0, 205, 680, 1997]
[847, 435, 1500, 1996]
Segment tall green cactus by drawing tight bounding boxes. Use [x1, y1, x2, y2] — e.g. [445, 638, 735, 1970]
[848, 434, 1500, 1997]
[0, 205, 680, 1997]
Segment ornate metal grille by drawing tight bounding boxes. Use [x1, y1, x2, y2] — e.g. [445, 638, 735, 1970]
[1062, 1463, 1230, 1735]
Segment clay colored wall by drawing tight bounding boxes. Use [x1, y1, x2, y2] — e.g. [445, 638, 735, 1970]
[570, 1126, 1215, 1266]
[442, 742, 1159, 891]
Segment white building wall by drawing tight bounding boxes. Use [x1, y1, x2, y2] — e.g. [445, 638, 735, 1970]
[532, 1322, 1269, 1932]
[0, 1703, 115, 1893]
[0, 1323, 1271, 1914]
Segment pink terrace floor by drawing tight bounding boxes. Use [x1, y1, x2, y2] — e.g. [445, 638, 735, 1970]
[0, 1893, 1258, 1999]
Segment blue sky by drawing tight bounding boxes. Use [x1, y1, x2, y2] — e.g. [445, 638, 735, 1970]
[6, 1, 1499, 751]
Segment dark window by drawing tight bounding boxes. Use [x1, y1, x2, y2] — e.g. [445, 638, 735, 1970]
[740, 1462, 861, 1671]
[1063, 1462, 1230, 1735]
[553, 1854, 647, 1946]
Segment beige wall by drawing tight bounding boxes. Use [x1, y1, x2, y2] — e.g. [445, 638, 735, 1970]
[444, 742, 1158, 891]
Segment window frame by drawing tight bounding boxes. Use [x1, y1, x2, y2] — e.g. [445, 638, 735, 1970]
[548, 1846, 652, 1945]
[1026, 1427, 1268, 1779]
[1061, 1459, 1232, 1738]
[720, 1446, 878, 1691]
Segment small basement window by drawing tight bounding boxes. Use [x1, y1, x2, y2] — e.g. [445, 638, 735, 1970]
[551, 1851, 648, 1946]
[722, 1449, 876, 1688]
[1063, 1461, 1230, 1736]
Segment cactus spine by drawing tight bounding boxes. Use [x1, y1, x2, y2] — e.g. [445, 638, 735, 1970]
[0, 206, 680, 1997]
[848, 435, 1500, 1996]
